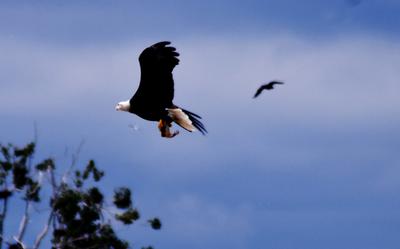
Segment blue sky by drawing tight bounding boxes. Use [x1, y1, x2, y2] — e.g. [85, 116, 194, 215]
[1, 1, 400, 248]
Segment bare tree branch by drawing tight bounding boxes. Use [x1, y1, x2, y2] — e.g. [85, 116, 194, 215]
[30, 166, 58, 249]
[62, 140, 85, 184]
[12, 236, 26, 249]
[33, 121, 38, 146]
[16, 137, 37, 243]
[16, 201, 30, 242]
[33, 212, 54, 249]
[0, 196, 9, 249]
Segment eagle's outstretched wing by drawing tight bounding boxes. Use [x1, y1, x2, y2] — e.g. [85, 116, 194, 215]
[130, 41, 180, 108]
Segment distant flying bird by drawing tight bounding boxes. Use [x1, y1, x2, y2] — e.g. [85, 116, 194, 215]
[116, 41, 207, 138]
[253, 81, 284, 98]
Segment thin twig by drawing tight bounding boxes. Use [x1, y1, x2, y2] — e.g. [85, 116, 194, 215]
[33, 121, 38, 146]
[16, 201, 30, 242]
[0, 146, 8, 249]
[33, 212, 54, 249]
[49, 167, 58, 196]
[15, 129, 38, 243]
[27, 122, 39, 172]
[0, 196, 8, 249]
[62, 140, 85, 184]
[12, 236, 26, 249]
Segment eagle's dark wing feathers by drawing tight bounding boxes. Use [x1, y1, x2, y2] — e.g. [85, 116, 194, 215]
[131, 41, 179, 108]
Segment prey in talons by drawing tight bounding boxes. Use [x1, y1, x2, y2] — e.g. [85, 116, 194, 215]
[158, 119, 179, 138]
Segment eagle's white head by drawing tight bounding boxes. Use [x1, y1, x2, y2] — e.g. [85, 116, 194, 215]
[115, 100, 130, 112]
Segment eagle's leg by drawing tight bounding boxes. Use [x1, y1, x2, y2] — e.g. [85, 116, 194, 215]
[158, 119, 179, 138]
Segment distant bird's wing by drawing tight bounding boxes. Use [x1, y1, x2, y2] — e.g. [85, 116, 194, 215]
[130, 41, 180, 108]
[253, 86, 266, 98]
[269, 81, 284, 87]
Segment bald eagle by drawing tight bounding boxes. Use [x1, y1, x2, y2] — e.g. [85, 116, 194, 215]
[116, 41, 207, 138]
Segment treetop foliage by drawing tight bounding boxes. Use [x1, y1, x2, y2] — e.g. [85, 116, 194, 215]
[0, 142, 161, 249]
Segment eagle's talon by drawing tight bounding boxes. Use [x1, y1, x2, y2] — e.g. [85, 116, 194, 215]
[158, 119, 179, 138]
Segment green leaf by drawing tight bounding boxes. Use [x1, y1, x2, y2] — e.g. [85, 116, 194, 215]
[115, 208, 140, 225]
[113, 187, 132, 209]
[0, 190, 12, 199]
[35, 158, 55, 171]
[74, 178, 83, 188]
[1, 145, 10, 160]
[25, 180, 41, 202]
[148, 218, 162, 230]
[86, 187, 104, 205]
[98, 224, 129, 249]
[8, 243, 24, 249]
[83, 160, 104, 181]
[12, 164, 28, 189]
[52, 189, 82, 222]
[75, 170, 81, 177]
[14, 142, 35, 157]
[0, 161, 12, 171]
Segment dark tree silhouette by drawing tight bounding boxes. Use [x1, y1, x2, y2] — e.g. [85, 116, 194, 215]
[0, 142, 160, 249]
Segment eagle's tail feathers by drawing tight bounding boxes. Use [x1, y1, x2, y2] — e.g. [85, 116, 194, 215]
[167, 108, 207, 135]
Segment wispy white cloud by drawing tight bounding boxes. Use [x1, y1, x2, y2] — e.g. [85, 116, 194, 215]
[0, 38, 141, 114]
[2, 35, 399, 172]
[1, 34, 400, 249]
[2, 35, 399, 122]
[177, 36, 400, 124]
